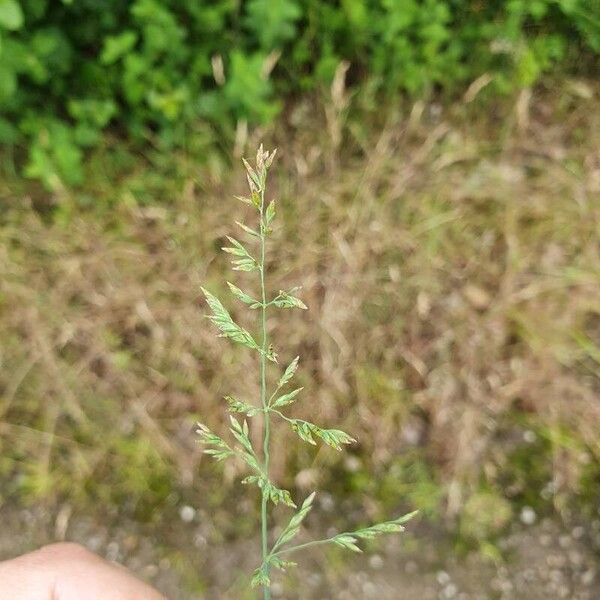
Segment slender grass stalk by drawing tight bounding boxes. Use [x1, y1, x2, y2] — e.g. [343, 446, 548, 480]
[197, 146, 417, 597]
[258, 189, 272, 600]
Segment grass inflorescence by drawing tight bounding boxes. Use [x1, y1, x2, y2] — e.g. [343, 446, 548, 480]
[196, 146, 417, 596]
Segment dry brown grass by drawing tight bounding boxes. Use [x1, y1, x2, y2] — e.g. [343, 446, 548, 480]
[0, 85, 598, 526]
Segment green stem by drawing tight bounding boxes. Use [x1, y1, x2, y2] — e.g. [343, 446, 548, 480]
[273, 537, 334, 557]
[268, 407, 294, 423]
[259, 191, 271, 600]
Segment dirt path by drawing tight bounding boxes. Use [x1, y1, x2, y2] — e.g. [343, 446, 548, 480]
[1, 505, 598, 599]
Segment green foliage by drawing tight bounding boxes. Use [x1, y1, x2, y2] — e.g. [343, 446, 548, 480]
[288, 418, 356, 451]
[0, 0, 23, 30]
[460, 491, 513, 543]
[272, 491, 316, 550]
[0, 0, 597, 187]
[277, 356, 299, 388]
[330, 511, 419, 553]
[271, 387, 303, 408]
[196, 147, 417, 596]
[200, 287, 260, 351]
[246, 0, 301, 49]
[271, 288, 307, 310]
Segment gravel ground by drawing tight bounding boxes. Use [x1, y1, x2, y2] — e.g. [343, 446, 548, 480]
[328, 522, 599, 600]
[1, 505, 598, 599]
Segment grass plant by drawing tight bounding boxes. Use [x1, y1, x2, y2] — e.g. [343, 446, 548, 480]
[197, 146, 417, 597]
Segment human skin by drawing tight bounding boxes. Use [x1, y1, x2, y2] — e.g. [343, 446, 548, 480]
[0, 543, 166, 600]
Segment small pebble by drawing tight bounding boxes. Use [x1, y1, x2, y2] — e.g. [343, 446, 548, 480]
[319, 493, 335, 512]
[522, 568, 536, 583]
[179, 505, 196, 523]
[106, 541, 120, 561]
[558, 534, 571, 548]
[581, 569, 596, 586]
[520, 506, 537, 525]
[344, 455, 362, 473]
[271, 582, 284, 597]
[142, 564, 159, 578]
[568, 550, 583, 567]
[547, 554, 566, 569]
[363, 581, 377, 598]
[87, 534, 104, 552]
[550, 569, 564, 583]
[442, 583, 458, 598]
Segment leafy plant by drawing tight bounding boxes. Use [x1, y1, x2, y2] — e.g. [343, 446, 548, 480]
[197, 147, 417, 597]
[0, 1, 598, 188]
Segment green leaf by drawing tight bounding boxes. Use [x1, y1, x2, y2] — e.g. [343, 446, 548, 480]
[222, 236, 259, 271]
[222, 235, 251, 257]
[265, 482, 296, 507]
[245, 0, 301, 49]
[225, 395, 260, 417]
[227, 282, 259, 307]
[227, 416, 263, 475]
[393, 510, 419, 525]
[201, 287, 260, 351]
[258, 478, 296, 508]
[291, 420, 316, 445]
[314, 428, 356, 451]
[290, 420, 355, 451]
[197, 419, 262, 477]
[244, 475, 296, 507]
[273, 491, 316, 549]
[273, 288, 307, 309]
[240, 447, 262, 473]
[241, 474, 261, 486]
[272, 387, 303, 408]
[0, 64, 17, 103]
[333, 534, 362, 553]
[236, 220, 260, 237]
[265, 148, 277, 168]
[100, 31, 138, 64]
[0, 0, 24, 30]
[251, 566, 270, 588]
[278, 356, 299, 388]
[331, 511, 419, 554]
[242, 157, 262, 189]
[221, 246, 247, 257]
[267, 344, 279, 363]
[270, 556, 297, 571]
[232, 257, 259, 272]
[196, 423, 235, 462]
[220, 235, 259, 271]
[229, 415, 253, 452]
[265, 200, 276, 226]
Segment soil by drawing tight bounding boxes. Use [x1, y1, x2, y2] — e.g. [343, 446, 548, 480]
[1, 506, 598, 599]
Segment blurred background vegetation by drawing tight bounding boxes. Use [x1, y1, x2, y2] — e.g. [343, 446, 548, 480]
[1, 0, 598, 188]
[0, 0, 599, 598]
